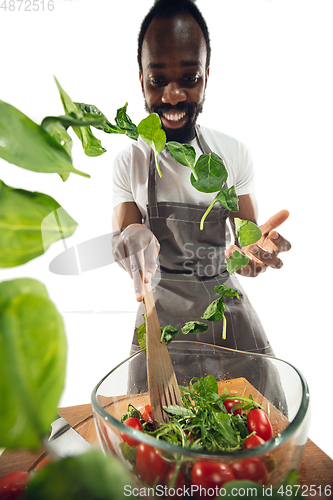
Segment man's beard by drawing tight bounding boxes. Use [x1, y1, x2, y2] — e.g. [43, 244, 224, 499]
[144, 99, 204, 143]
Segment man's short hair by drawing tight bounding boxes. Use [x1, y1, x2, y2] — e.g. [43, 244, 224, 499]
[137, 0, 211, 72]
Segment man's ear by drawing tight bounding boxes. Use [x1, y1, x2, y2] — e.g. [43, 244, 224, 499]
[205, 66, 210, 90]
[139, 71, 144, 95]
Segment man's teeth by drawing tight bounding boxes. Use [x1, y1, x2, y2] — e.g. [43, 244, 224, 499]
[163, 112, 186, 122]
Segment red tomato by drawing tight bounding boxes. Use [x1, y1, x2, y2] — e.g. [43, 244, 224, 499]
[231, 458, 268, 485]
[191, 462, 235, 499]
[247, 409, 273, 442]
[243, 434, 266, 449]
[164, 464, 190, 499]
[34, 456, 52, 472]
[141, 404, 153, 424]
[0, 471, 30, 500]
[222, 400, 242, 416]
[120, 417, 142, 447]
[136, 443, 168, 486]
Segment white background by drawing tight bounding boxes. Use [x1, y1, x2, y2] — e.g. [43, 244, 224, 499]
[0, 0, 332, 460]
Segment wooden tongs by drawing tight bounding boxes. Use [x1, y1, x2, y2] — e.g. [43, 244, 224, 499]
[143, 281, 183, 427]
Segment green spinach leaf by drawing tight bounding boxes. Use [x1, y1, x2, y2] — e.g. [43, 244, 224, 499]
[201, 296, 225, 322]
[200, 186, 239, 230]
[54, 77, 106, 157]
[227, 249, 250, 274]
[167, 141, 197, 178]
[234, 217, 262, 246]
[160, 324, 179, 345]
[181, 321, 208, 335]
[137, 113, 166, 178]
[136, 317, 146, 351]
[0, 100, 89, 178]
[191, 152, 228, 193]
[0, 278, 67, 449]
[25, 449, 136, 499]
[214, 285, 240, 299]
[0, 180, 78, 268]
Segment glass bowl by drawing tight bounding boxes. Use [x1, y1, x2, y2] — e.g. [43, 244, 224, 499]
[91, 341, 310, 495]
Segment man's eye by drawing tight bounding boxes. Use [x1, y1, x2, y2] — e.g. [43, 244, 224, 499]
[149, 77, 165, 85]
[184, 75, 199, 84]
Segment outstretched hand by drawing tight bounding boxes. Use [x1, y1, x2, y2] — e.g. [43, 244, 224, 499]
[225, 209, 291, 277]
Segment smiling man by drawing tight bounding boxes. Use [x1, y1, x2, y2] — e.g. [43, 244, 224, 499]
[112, 0, 291, 366]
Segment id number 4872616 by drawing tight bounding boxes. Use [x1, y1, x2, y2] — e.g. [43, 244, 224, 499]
[0, 0, 55, 11]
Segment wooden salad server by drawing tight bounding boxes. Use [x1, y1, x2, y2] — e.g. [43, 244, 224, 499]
[143, 281, 183, 427]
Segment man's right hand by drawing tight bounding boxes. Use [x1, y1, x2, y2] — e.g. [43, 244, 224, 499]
[112, 224, 160, 302]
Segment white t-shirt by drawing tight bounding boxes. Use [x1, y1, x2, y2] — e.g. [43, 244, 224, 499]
[112, 125, 255, 244]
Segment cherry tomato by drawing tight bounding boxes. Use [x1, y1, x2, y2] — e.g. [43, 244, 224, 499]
[0, 471, 30, 500]
[243, 434, 266, 449]
[141, 404, 154, 424]
[191, 461, 235, 499]
[231, 458, 268, 485]
[164, 464, 190, 499]
[119, 417, 142, 447]
[222, 399, 242, 416]
[136, 443, 168, 486]
[34, 456, 52, 472]
[247, 409, 273, 442]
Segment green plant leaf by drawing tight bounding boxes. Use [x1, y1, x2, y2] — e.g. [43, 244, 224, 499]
[114, 102, 139, 140]
[137, 318, 146, 351]
[201, 296, 225, 322]
[227, 249, 250, 274]
[137, 113, 166, 178]
[0, 278, 67, 449]
[214, 285, 240, 299]
[214, 185, 239, 212]
[199, 186, 239, 230]
[191, 152, 228, 193]
[54, 77, 106, 157]
[167, 141, 197, 177]
[25, 449, 136, 499]
[0, 180, 78, 268]
[0, 100, 89, 178]
[75, 102, 139, 141]
[234, 217, 262, 247]
[181, 321, 208, 335]
[160, 324, 179, 345]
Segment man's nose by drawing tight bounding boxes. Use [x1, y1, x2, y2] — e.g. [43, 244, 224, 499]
[161, 82, 186, 106]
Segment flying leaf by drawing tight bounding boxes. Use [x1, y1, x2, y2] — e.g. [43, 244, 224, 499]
[0, 100, 89, 178]
[160, 325, 179, 345]
[54, 77, 106, 157]
[227, 249, 249, 274]
[214, 285, 240, 300]
[0, 180, 77, 268]
[167, 142, 197, 177]
[181, 321, 208, 335]
[137, 113, 166, 178]
[0, 278, 67, 449]
[200, 186, 239, 230]
[234, 218, 262, 247]
[114, 102, 139, 140]
[201, 296, 225, 322]
[191, 152, 228, 193]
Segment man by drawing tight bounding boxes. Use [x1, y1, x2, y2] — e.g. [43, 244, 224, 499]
[112, 0, 290, 360]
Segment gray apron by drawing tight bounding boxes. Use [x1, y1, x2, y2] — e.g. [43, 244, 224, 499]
[132, 127, 273, 353]
[129, 127, 286, 411]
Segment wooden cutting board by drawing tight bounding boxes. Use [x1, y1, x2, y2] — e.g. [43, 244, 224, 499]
[1, 399, 332, 488]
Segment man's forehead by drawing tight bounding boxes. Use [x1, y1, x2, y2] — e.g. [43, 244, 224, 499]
[141, 15, 207, 68]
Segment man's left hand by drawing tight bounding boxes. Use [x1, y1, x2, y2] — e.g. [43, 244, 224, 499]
[225, 209, 291, 277]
